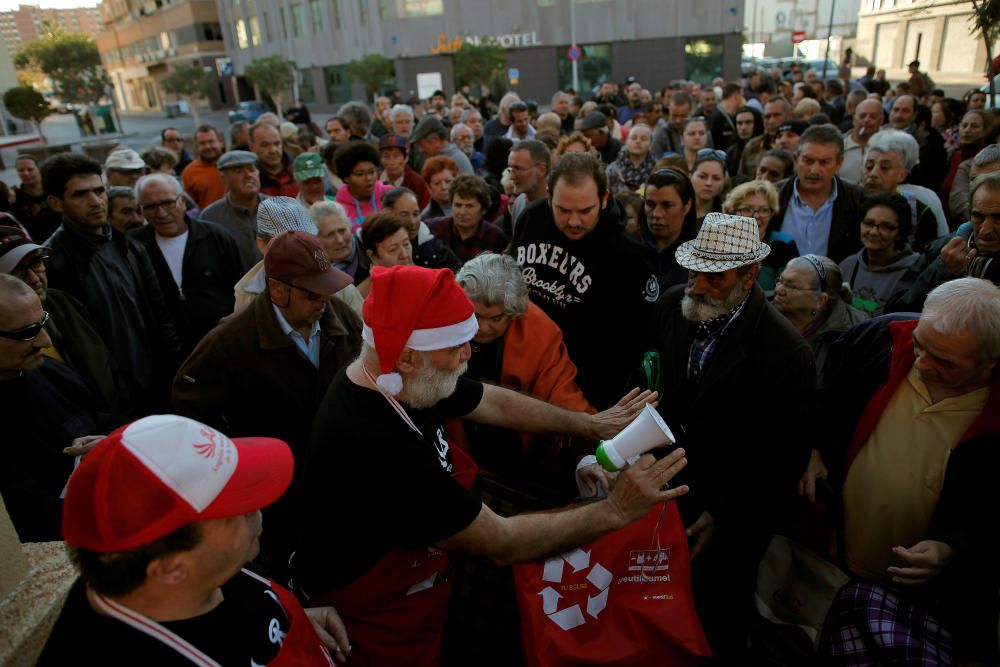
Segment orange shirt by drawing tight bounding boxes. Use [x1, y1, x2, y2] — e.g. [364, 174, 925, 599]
[180, 158, 227, 209]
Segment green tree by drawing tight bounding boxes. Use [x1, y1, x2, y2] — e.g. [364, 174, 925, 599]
[244, 55, 295, 120]
[971, 0, 1000, 102]
[161, 63, 216, 127]
[345, 54, 395, 102]
[452, 42, 506, 92]
[14, 27, 111, 136]
[3, 86, 52, 139]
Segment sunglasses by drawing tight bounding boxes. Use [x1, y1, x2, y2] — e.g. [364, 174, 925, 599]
[697, 148, 727, 160]
[0, 310, 49, 341]
[275, 279, 326, 301]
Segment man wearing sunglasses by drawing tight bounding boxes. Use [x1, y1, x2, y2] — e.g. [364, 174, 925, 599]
[173, 230, 361, 579]
[0, 226, 133, 423]
[0, 274, 111, 542]
[41, 153, 181, 414]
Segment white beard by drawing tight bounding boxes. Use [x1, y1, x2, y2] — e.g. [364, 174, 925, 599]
[681, 281, 748, 322]
[401, 358, 468, 409]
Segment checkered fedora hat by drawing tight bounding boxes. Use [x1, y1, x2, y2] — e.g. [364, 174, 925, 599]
[256, 196, 318, 237]
[675, 212, 770, 272]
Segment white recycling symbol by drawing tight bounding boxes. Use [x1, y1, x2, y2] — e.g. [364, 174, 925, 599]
[538, 547, 613, 631]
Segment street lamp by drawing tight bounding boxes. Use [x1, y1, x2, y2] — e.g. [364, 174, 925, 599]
[570, 0, 578, 92]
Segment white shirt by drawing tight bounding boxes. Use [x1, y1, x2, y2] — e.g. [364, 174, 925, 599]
[155, 231, 189, 288]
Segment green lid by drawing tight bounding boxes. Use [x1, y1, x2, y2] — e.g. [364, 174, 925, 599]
[595, 442, 617, 472]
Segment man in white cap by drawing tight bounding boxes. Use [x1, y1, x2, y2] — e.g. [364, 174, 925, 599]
[38, 414, 351, 665]
[295, 264, 690, 666]
[649, 212, 816, 662]
[104, 147, 146, 188]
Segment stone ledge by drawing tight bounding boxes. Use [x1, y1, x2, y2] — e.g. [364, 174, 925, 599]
[0, 541, 76, 667]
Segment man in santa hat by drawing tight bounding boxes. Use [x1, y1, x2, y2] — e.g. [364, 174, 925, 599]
[293, 265, 689, 667]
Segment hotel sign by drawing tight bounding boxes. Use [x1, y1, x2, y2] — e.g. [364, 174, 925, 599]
[431, 31, 541, 54]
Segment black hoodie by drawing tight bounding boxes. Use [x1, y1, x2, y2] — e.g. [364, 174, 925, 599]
[508, 197, 658, 408]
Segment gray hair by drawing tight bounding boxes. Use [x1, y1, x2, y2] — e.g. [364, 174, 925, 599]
[450, 122, 472, 142]
[338, 101, 371, 132]
[134, 172, 180, 200]
[867, 129, 920, 171]
[456, 252, 529, 318]
[551, 90, 569, 106]
[973, 143, 1000, 168]
[462, 108, 482, 123]
[388, 104, 414, 122]
[922, 277, 1000, 361]
[499, 92, 521, 113]
[107, 185, 136, 205]
[787, 254, 852, 307]
[309, 200, 349, 225]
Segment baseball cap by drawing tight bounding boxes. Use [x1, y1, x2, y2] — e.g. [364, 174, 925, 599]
[257, 196, 318, 237]
[777, 120, 810, 136]
[579, 111, 609, 132]
[62, 415, 293, 553]
[265, 230, 352, 295]
[0, 225, 48, 274]
[379, 134, 408, 154]
[105, 148, 146, 171]
[412, 116, 445, 143]
[293, 152, 325, 182]
[217, 150, 258, 170]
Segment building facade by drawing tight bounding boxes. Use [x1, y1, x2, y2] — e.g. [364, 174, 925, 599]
[97, 0, 229, 112]
[854, 0, 989, 87]
[216, 0, 745, 107]
[743, 0, 861, 60]
[0, 4, 103, 56]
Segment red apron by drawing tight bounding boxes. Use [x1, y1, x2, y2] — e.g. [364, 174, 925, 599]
[306, 371, 478, 667]
[92, 569, 335, 666]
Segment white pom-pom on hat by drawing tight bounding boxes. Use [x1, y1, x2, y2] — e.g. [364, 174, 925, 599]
[376, 372, 405, 396]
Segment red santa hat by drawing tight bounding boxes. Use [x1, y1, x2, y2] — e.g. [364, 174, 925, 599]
[362, 265, 478, 396]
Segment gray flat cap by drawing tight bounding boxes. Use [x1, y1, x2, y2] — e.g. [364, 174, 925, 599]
[579, 112, 608, 132]
[217, 150, 259, 170]
[412, 115, 445, 143]
[256, 196, 318, 237]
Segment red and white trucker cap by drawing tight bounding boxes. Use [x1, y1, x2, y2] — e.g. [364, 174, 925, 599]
[62, 415, 293, 553]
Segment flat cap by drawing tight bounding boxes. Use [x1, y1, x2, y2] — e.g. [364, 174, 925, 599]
[217, 150, 259, 170]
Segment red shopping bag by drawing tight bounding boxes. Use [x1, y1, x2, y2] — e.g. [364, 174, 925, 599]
[513, 502, 712, 666]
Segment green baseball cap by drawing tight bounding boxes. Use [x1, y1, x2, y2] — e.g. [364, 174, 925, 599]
[293, 152, 325, 182]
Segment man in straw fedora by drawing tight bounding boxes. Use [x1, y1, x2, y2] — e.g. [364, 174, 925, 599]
[649, 211, 817, 662]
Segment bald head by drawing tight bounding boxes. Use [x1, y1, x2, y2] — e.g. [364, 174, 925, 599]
[853, 98, 884, 140]
[536, 112, 562, 135]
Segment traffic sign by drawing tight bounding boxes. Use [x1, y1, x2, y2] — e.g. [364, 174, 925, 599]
[567, 44, 582, 62]
[508, 67, 519, 85]
[791, 31, 806, 44]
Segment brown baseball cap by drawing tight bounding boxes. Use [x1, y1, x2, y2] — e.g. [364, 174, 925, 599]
[264, 230, 353, 295]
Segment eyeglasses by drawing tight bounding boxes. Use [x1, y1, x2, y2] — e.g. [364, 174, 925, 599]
[508, 163, 538, 175]
[697, 148, 727, 160]
[275, 278, 326, 301]
[735, 206, 772, 219]
[139, 197, 180, 214]
[860, 219, 899, 233]
[0, 310, 49, 341]
[12, 254, 49, 279]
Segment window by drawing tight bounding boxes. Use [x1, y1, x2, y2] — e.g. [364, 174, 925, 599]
[376, 0, 388, 20]
[357, 0, 367, 23]
[684, 36, 723, 84]
[331, 0, 341, 28]
[299, 67, 315, 102]
[310, 0, 323, 32]
[235, 19, 248, 48]
[280, 7, 287, 38]
[396, 0, 441, 17]
[290, 3, 303, 37]
[557, 43, 610, 93]
[249, 16, 260, 45]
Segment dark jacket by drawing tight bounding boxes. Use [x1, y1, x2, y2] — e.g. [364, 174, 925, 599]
[132, 217, 246, 356]
[818, 316, 1000, 660]
[650, 284, 815, 531]
[172, 292, 361, 458]
[45, 288, 135, 423]
[509, 197, 658, 408]
[46, 221, 181, 412]
[772, 175, 867, 263]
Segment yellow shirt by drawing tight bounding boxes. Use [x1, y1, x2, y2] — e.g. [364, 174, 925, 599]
[842, 366, 987, 581]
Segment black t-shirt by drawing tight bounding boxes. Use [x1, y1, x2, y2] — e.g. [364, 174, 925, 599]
[508, 198, 658, 408]
[38, 571, 291, 665]
[294, 370, 485, 592]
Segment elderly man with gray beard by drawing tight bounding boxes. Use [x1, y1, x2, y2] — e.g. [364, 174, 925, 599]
[648, 212, 816, 663]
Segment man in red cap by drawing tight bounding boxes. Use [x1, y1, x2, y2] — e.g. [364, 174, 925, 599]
[38, 414, 350, 665]
[173, 230, 361, 577]
[295, 264, 690, 666]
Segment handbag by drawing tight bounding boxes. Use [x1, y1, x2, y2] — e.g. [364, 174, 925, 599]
[754, 534, 851, 648]
[513, 502, 712, 666]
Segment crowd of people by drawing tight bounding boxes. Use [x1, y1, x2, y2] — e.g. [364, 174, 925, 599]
[1, 60, 999, 666]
